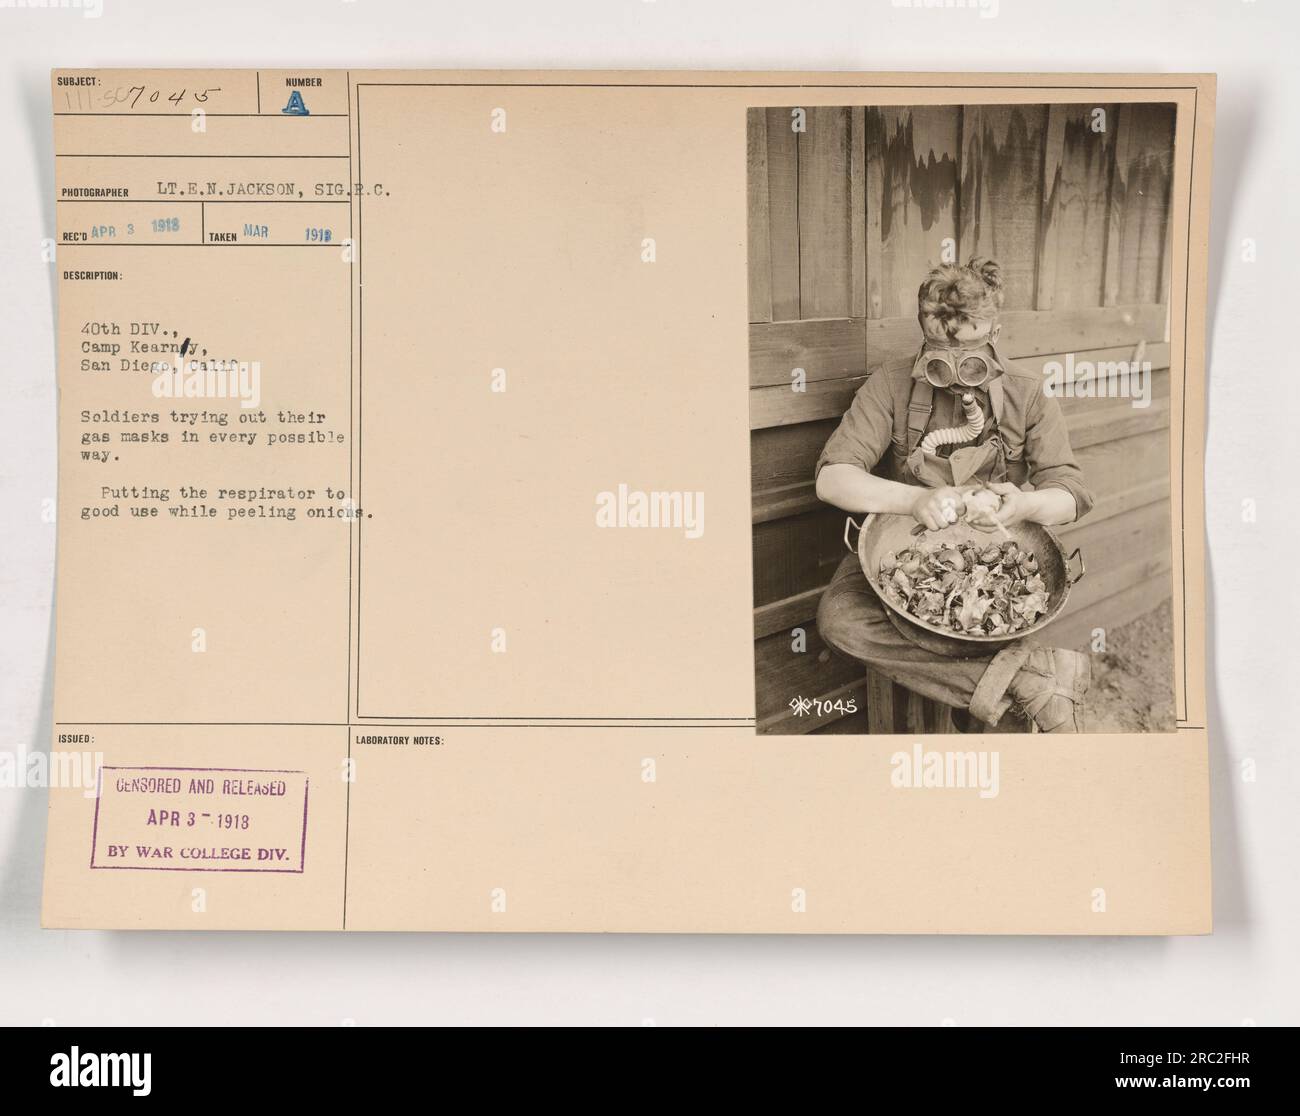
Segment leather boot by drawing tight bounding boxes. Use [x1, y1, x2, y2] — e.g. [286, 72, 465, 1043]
[969, 644, 1091, 733]
[1006, 646, 1090, 732]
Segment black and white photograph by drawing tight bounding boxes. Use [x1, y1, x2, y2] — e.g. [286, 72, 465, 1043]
[748, 103, 1178, 735]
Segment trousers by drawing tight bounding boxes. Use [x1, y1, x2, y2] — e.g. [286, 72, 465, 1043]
[816, 553, 1017, 723]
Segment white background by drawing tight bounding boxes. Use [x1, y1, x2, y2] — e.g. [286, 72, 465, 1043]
[2, 0, 1296, 1026]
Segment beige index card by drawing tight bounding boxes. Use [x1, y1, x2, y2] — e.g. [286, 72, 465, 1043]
[43, 71, 1213, 932]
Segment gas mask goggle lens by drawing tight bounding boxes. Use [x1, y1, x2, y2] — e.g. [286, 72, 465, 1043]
[919, 347, 996, 389]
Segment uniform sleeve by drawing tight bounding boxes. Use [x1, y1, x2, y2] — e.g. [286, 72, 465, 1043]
[1023, 386, 1094, 520]
[814, 372, 896, 480]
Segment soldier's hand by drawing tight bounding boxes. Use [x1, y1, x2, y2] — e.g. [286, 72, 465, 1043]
[910, 486, 963, 532]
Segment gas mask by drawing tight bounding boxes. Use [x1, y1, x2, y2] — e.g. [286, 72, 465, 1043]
[912, 341, 1003, 390]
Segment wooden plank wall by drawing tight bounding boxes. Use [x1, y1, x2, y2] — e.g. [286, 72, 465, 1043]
[747, 103, 1177, 734]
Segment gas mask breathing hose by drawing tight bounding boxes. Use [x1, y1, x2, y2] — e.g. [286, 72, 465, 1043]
[920, 392, 984, 455]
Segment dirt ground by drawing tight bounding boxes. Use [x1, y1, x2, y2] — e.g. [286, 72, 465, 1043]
[1073, 599, 1177, 733]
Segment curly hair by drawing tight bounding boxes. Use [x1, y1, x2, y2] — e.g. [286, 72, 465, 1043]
[917, 257, 1004, 342]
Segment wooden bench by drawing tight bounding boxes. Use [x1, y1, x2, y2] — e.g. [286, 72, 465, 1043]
[863, 667, 1034, 734]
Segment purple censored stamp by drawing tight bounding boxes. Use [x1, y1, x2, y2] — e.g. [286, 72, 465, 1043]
[90, 766, 309, 873]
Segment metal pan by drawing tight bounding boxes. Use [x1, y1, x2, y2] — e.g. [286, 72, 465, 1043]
[844, 512, 1084, 658]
